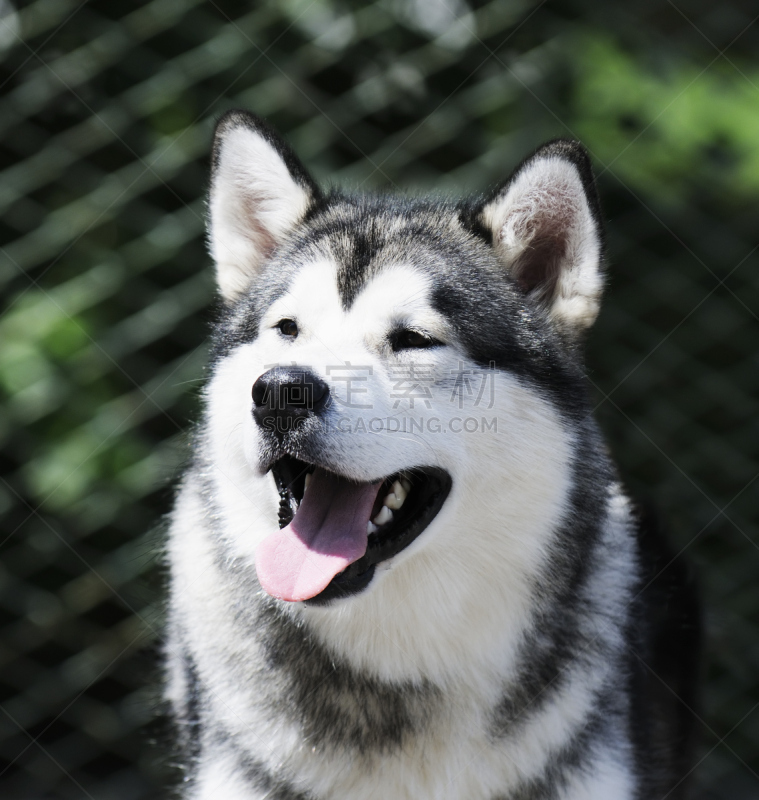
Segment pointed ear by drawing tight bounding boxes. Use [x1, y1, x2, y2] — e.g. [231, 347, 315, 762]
[477, 140, 604, 336]
[208, 111, 320, 302]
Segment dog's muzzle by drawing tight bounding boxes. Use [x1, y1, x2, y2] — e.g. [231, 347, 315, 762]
[252, 367, 330, 437]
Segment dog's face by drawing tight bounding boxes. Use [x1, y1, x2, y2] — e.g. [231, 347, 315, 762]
[200, 112, 603, 677]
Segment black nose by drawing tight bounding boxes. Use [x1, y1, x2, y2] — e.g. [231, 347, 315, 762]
[252, 367, 330, 435]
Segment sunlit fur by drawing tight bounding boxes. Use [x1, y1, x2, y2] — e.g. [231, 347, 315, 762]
[165, 111, 699, 800]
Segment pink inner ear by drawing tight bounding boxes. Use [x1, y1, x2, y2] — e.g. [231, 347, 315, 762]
[245, 203, 278, 261]
[505, 189, 578, 300]
[512, 230, 568, 300]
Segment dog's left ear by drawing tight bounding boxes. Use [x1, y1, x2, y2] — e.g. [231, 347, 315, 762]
[208, 111, 321, 302]
[477, 140, 604, 336]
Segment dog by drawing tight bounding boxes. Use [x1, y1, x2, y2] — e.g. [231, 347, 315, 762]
[164, 110, 700, 799]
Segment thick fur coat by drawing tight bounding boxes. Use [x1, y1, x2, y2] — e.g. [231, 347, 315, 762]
[164, 111, 699, 800]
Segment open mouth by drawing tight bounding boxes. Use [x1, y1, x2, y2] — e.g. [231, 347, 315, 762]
[255, 456, 451, 605]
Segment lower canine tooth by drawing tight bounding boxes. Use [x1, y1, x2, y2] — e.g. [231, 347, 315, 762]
[304, 473, 312, 490]
[373, 506, 393, 526]
[367, 521, 379, 534]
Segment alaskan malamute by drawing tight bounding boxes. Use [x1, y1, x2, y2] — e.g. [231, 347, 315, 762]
[165, 110, 699, 799]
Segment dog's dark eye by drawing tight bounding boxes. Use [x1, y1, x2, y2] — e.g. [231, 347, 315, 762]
[390, 329, 441, 352]
[277, 319, 298, 338]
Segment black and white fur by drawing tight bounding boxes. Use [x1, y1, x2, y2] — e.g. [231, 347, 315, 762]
[165, 111, 699, 799]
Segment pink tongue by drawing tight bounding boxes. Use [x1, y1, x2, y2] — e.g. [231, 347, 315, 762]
[256, 469, 382, 602]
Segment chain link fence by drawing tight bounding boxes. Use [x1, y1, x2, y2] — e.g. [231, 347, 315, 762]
[0, 1, 757, 798]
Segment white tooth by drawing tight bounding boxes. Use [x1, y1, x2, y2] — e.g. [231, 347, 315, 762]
[373, 506, 393, 526]
[367, 521, 379, 534]
[400, 478, 411, 493]
[392, 480, 407, 504]
[304, 472, 311, 490]
[384, 492, 402, 510]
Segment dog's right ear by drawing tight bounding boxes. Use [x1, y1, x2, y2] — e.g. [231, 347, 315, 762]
[208, 111, 320, 303]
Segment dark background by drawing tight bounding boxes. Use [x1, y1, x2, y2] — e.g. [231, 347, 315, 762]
[0, 1, 757, 798]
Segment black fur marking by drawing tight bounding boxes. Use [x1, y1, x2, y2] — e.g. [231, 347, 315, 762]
[492, 698, 616, 800]
[253, 600, 440, 754]
[180, 652, 203, 762]
[217, 737, 316, 800]
[430, 280, 589, 421]
[306, 194, 473, 310]
[338, 223, 381, 309]
[207, 297, 264, 366]
[489, 426, 615, 737]
[626, 506, 701, 800]
[458, 197, 494, 245]
[165, 642, 203, 795]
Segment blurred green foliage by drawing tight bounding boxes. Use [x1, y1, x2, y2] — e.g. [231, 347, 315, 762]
[571, 32, 759, 200]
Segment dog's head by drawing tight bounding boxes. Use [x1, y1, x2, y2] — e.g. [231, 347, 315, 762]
[200, 111, 604, 666]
